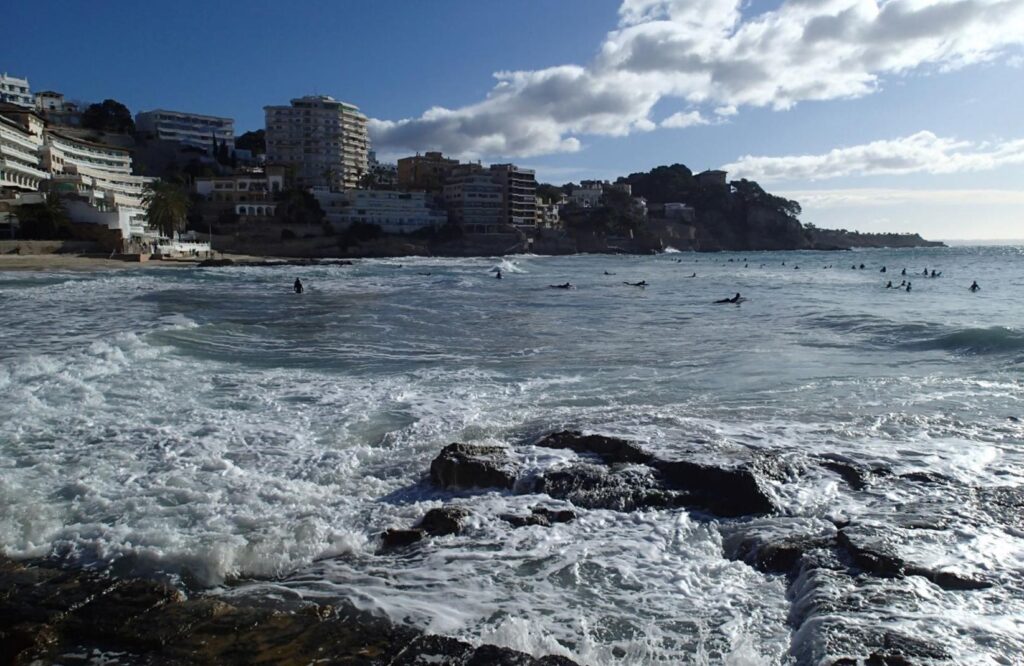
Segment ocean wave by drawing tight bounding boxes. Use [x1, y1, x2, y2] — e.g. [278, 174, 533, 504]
[906, 326, 1024, 356]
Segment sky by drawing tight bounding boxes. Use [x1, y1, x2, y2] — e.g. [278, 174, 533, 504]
[4, 0, 1023, 239]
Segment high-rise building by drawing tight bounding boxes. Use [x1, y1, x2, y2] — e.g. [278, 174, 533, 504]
[489, 164, 537, 229]
[264, 95, 369, 190]
[397, 151, 459, 191]
[0, 73, 33, 108]
[0, 104, 48, 192]
[135, 109, 235, 153]
[443, 163, 504, 233]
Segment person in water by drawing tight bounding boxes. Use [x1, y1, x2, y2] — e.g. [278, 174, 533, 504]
[880, 266, 887, 273]
[604, 271, 616, 275]
[689, 272, 697, 278]
[714, 293, 742, 304]
[885, 281, 893, 289]
[906, 281, 912, 292]
[970, 280, 981, 292]
[495, 270, 502, 279]
[550, 282, 573, 289]
[901, 268, 907, 276]
[293, 278, 303, 294]
[624, 280, 648, 287]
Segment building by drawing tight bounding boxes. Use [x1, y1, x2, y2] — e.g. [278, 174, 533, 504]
[135, 109, 235, 153]
[443, 164, 504, 233]
[365, 150, 398, 188]
[536, 196, 561, 229]
[696, 169, 728, 187]
[314, 188, 446, 233]
[570, 181, 603, 208]
[0, 105, 48, 192]
[264, 95, 369, 190]
[489, 164, 537, 229]
[397, 151, 459, 191]
[43, 130, 155, 239]
[193, 166, 286, 222]
[0, 73, 32, 108]
[663, 202, 695, 223]
[34, 91, 82, 127]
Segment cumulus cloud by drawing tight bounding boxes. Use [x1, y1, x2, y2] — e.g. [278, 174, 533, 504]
[371, 0, 1024, 158]
[724, 131, 1024, 181]
[661, 110, 708, 128]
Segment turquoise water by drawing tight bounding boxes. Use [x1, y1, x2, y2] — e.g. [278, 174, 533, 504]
[1, 246, 1022, 664]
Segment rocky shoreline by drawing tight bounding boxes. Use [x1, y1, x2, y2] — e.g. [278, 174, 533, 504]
[5, 429, 1015, 664]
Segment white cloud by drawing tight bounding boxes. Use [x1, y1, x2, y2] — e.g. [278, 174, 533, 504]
[724, 132, 1024, 181]
[370, 0, 1024, 158]
[661, 110, 708, 128]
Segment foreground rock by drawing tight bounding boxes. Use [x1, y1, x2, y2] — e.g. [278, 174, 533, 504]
[430, 443, 519, 490]
[0, 556, 577, 665]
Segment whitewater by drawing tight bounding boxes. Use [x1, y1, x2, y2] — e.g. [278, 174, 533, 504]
[1, 245, 1023, 664]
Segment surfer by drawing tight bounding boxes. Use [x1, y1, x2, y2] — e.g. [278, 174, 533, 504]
[906, 282, 912, 292]
[880, 266, 887, 273]
[624, 280, 648, 287]
[688, 272, 696, 278]
[550, 282, 573, 289]
[901, 268, 907, 276]
[293, 278, 303, 294]
[970, 280, 981, 292]
[604, 271, 616, 276]
[885, 281, 893, 289]
[714, 293, 742, 304]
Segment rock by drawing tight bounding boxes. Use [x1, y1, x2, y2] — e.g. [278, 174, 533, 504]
[534, 463, 688, 512]
[974, 486, 1024, 530]
[531, 506, 577, 524]
[417, 506, 470, 536]
[430, 443, 519, 490]
[380, 528, 424, 549]
[0, 556, 580, 665]
[501, 513, 551, 528]
[535, 430, 652, 465]
[500, 507, 577, 529]
[723, 518, 838, 576]
[653, 459, 776, 517]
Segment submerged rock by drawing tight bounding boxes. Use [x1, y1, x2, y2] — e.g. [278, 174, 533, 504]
[535, 430, 653, 465]
[380, 528, 424, 549]
[430, 443, 519, 490]
[0, 556, 579, 665]
[533, 463, 688, 512]
[418, 506, 470, 536]
[653, 458, 776, 517]
[500, 506, 578, 529]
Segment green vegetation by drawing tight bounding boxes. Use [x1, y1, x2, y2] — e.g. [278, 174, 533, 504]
[81, 99, 135, 134]
[235, 130, 266, 154]
[142, 181, 190, 238]
[15, 194, 72, 239]
[273, 188, 325, 226]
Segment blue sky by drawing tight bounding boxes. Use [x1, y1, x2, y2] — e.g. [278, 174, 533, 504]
[4, 0, 1023, 239]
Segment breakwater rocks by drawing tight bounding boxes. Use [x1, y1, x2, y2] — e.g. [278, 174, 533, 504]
[0, 556, 578, 666]
[392, 430, 1011, 664]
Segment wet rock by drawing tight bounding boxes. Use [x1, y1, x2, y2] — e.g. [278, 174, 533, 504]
[535, 430, 652, 465]
[380, 528, 424, 549]
[533, 463, 688, 512]
[501, 506, 577, 529]
[838, 524, 992, 590]
[819, 459, 870, 490]
[723, 518, 838, 576]
[899, 471, 955, 485]
[417, 506, 470, 536]
[0, 556, 579, 665]
[531, 506, 577, 524]
[653, 459, 776, 517]
[430, 443, 519, 490]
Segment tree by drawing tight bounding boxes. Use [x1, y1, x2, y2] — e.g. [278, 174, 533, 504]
[536, 183, 564, 203]
[142, 181, 190, 238]
[273, 188, 324, 226]
[217, 139, 229, 165]
[16, 194, 71, 239]
[81, 99, 135, 133]
[235, 129, 266, 155]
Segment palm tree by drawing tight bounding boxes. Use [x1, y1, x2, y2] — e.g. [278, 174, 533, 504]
[142, 181, 190, 238]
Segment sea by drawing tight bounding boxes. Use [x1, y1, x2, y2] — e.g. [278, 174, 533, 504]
[1, 246, 1022, 665]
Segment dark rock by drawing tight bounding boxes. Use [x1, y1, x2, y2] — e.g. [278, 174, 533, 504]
[534, 464, 688, 512]
[417, 506, 470, 536]
[501, 513, 551, 528]
[430, 443, 519, 490]
[0, 556, 580, 665]
[531, 506, 577, 524]
[899, 471, 954, 485]
[380, 528, 424, 549]
[653, 459, 775, 517]
[724, 520, 838, 576]
[820, 459, 870, 490]
[535, 430, 652, 465]
[197, 258, 234, 267]
[904, 567, 992, 591]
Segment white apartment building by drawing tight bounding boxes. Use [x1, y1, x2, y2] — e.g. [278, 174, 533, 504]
[0, 73, 33, 108]
[265, 95, 369, 191]
[135, 109, 235, 152]
[0, 110, 48, 191]
[43, 131, 155, 238]
[314, 188, 445, 233]
[443, 165, 504, 233]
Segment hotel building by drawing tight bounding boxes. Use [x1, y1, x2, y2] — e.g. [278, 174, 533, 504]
[135, 109, 235, 152]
